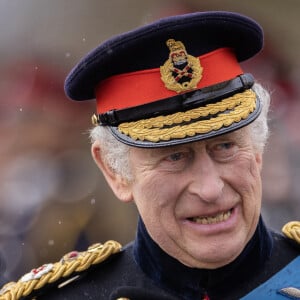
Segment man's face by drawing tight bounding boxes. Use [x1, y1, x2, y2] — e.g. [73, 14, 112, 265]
[128, 127, 263, 269]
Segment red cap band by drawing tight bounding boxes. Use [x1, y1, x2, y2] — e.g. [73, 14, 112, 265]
[95, 48, 243, 113]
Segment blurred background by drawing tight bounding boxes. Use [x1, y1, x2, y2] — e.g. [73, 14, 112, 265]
[0, 0, 300, 283]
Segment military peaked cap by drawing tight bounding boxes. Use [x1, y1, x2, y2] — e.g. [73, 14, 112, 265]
[65, 11, 263, 147]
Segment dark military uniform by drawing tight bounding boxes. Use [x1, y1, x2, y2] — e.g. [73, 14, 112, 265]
[1, 217, 299, 300]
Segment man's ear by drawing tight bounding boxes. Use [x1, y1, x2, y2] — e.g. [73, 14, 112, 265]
[91, 141, 133, 203]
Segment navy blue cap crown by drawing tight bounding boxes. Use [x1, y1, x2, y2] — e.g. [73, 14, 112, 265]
[65, 11, 263, 101]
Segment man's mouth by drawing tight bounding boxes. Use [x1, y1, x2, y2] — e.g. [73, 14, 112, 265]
[188, 209, 233, 225]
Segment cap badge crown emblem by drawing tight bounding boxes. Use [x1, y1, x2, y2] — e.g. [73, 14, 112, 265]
[160, 39, 203, 93]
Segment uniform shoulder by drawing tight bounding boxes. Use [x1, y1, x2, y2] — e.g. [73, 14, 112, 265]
[0, 240, 122, 300]
[281, 221, 300, 250]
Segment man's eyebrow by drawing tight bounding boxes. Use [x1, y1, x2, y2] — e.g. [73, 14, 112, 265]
[148, 145, 187, 156]
[215, 128, 247, 141]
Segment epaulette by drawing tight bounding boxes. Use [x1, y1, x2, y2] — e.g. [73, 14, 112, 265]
[282, 221, 300, 248]
[0, 240, 122, 300]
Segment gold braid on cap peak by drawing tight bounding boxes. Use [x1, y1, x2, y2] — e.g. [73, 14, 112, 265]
[0, 240, 122, 300]
[282, 221, 300, 244]
[118, 89, 256, 142]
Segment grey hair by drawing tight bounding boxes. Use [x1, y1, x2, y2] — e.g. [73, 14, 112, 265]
[90, 82, 271, 178]
[248, 82, 271, 153]
[90, 126, 133, 180]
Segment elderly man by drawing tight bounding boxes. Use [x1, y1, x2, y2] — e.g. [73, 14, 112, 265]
[1, 11, 299, 300]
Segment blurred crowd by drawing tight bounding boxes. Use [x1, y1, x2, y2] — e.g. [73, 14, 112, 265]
[0, 59, 138, 282]
[0, 0, 300, 285]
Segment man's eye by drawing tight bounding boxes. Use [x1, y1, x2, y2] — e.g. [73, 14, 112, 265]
[166, 152, 187, 162]
[160, 150, 192, 171]
[216, 142, 234, 150]
[210, 142, 237, 160]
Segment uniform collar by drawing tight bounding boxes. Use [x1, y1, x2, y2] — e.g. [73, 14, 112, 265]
[133, 216, 273, 299]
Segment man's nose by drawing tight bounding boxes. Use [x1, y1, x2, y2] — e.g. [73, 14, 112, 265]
[188, 152, 224, 203]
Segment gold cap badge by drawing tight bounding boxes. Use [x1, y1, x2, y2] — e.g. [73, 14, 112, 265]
[160, 39, 203, 93]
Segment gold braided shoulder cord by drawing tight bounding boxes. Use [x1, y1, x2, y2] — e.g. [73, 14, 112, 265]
[282, 221, 300, 244]
[0, 240, 122, 300]
[118, 90, 256, 142]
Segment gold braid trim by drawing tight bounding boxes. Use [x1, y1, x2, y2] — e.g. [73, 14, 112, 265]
[0, 240, 122, 300]
[282, 221, 300, 244]
[118, 90, 256, 142]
